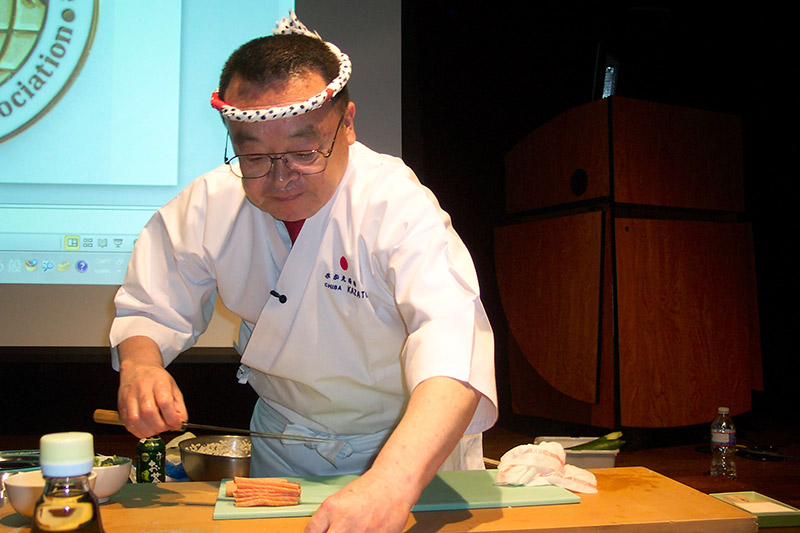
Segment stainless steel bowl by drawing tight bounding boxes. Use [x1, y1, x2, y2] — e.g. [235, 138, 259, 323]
[179, 435, 251, 481]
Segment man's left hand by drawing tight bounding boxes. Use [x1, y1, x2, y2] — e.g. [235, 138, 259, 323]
[304, 470, 415, 532]
[303, 376, 482, 532]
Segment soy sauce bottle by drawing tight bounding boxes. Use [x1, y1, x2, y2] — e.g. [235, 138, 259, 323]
[32, 432, 104, 533]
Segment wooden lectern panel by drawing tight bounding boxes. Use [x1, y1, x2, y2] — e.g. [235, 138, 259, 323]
[498, 97, 759, 428]
[615, 218, 761, 427]
[612, 98, 745, 211]
[504, 97, 744, 214]
[495, 212, 603, 404]
[504, 99, 610, 214]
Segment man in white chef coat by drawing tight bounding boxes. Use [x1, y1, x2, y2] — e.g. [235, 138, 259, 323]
[110, 13, 497, 532]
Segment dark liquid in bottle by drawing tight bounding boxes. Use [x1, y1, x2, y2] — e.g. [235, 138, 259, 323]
[31, 491, 103, 533]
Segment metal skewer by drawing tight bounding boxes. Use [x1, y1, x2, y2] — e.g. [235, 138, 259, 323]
[92, 409, 336, 443]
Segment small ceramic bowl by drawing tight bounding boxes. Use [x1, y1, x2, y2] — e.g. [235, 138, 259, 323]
[5, 469, 97, 518]
[91, 456, 132, 503]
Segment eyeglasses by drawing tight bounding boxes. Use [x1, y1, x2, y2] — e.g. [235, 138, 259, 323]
[224, 115, 345, 179]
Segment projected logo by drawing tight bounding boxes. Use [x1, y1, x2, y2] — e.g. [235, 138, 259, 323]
[0, 0, 98, 142]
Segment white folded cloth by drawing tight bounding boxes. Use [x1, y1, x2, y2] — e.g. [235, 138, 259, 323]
[493, 442, 598, 494]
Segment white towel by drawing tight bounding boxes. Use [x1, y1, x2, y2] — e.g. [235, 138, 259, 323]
[494, 442, 598, 493]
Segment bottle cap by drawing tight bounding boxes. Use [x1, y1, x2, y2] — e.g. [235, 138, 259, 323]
[718, 406, 730, 415]
[39, 432, 95, 477]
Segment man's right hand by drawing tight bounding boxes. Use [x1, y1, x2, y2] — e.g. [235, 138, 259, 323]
[117, 336, 188, 439]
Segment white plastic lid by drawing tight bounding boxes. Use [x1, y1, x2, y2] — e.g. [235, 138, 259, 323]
[718, 406, 730, 415]
[39, 432, 94, 477]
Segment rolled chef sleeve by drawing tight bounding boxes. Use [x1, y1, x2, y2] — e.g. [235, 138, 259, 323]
[110, 201, 217, 368]
[385, 186, 498, 435]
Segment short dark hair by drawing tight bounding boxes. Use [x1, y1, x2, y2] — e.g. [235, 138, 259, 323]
[218, 33, 349, 109]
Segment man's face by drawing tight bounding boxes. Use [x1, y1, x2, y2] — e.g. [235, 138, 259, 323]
[224, 72, 356, 221]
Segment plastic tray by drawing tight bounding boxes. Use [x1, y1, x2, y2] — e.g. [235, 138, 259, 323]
[533, 437, 619, 468]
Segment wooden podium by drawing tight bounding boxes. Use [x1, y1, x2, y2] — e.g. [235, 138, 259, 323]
[495, 97, 762, 428]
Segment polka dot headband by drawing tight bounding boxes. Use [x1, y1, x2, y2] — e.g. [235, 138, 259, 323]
[210, 11, 352, 122]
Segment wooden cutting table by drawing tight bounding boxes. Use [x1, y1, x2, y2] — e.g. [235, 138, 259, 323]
[0, 467, 757, 532]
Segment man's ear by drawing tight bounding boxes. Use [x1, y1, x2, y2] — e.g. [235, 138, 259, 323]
[344, 101, 357, 145]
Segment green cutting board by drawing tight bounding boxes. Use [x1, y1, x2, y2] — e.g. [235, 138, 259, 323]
[213, 469, 579, 520]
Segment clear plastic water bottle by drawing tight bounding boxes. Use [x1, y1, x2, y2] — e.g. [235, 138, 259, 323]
[710, 406, 737, 479]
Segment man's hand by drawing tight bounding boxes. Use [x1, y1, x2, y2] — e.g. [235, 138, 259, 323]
[304, 376, 481, 533]
[304, 469, 415, 532]
[117, 336, 187, 438]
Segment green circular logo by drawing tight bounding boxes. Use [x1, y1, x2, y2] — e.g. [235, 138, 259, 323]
[0, 0, 98, 142]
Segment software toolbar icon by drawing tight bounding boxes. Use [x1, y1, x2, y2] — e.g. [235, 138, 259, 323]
[65, 235, 80, 251]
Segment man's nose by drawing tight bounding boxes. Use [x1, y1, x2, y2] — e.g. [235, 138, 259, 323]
[269, 157, 299, 184]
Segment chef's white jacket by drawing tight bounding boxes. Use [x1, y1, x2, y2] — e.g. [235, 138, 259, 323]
[111, 142, 497, 441]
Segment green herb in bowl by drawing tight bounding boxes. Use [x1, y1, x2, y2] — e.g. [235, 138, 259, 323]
[94, 454, 122, 467]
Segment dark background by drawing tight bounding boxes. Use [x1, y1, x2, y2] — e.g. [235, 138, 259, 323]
[400, 1, 797, 426]
[2, 2, 796, 441]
